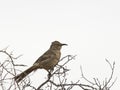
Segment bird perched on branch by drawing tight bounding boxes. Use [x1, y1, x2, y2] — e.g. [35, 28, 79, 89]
[14, 41, 67, 82]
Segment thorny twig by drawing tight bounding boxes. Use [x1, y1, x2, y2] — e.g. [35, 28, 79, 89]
[0, 48, 117, 90]
[80, 59, 116, 90]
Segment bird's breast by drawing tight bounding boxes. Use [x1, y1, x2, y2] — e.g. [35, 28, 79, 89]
[54, 50, 61, 60]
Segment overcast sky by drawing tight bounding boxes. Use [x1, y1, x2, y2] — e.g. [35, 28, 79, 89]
[0, 0, 120, 90]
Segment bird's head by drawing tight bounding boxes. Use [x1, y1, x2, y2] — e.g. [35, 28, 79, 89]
[50, 41, 67, 50]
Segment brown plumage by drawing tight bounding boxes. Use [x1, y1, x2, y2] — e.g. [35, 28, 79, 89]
[14, 41, 67, 82]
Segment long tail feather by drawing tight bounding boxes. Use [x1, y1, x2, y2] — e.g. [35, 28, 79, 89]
[15, 66, 37, 82]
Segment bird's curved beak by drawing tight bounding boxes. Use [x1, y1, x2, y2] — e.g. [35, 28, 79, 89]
[61, 43, 68, 46]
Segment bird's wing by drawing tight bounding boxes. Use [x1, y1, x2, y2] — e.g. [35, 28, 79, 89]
[33, 50, 55, 65]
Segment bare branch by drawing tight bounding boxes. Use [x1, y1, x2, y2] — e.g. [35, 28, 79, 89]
[0, 48, 116, 90]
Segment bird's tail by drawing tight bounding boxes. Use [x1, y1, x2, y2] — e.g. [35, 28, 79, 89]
[14, 66, 37, 82]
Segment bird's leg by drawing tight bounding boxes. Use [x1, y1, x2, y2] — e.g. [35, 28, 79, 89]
[47, 68, 54, 79]
[47, 70, 51, 79]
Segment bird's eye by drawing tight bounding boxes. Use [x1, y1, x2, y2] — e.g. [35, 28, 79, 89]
[55, 44, 61, 46]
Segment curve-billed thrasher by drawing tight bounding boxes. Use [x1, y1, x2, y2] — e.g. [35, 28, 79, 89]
[14, 41, 67, 82]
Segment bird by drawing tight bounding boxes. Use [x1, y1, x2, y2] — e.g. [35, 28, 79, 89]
[14, 41, 67, 82]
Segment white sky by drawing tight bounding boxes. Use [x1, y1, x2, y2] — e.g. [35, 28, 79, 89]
[0, 0, 120, 90]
